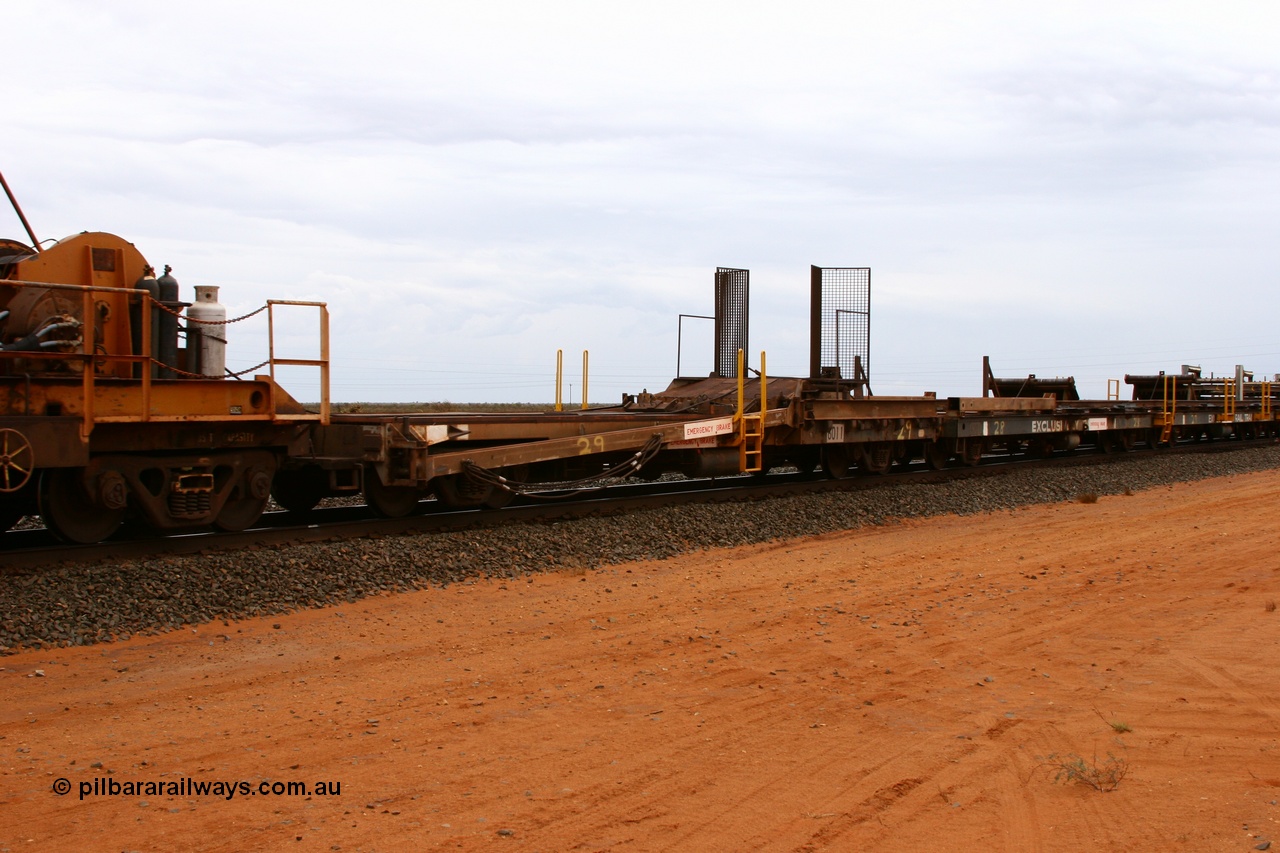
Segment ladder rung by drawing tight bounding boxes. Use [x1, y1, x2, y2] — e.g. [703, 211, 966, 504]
[739, 413, 765, 472]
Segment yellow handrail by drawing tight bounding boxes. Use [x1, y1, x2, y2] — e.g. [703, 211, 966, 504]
[554, 349, 563, 412]
[267, 300, 331, 425]
[735, 348, 744, 422]
[761, 350, 767, 415]
[1161, 374, 1177, 444]
[0, 282, 330, 434]
[738, 350, 766, 473]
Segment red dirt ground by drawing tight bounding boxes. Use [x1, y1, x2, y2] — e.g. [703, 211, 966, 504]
[3, 469, 1280, 852]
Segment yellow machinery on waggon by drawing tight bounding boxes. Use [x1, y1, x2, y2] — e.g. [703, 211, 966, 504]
[0, 172, 329, 542]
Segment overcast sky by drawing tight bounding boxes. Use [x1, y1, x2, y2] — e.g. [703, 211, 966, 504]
[5, 1, 1278, 403]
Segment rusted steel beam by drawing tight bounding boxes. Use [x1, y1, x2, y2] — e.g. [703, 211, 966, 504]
[950, 397, 1058, 413]
[409, 411, 787, 482]
[806, 397, 940, 421]
[0, 375, 310, 424]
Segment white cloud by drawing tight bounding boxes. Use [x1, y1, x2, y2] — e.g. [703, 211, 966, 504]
[3, 0, 1278, 402]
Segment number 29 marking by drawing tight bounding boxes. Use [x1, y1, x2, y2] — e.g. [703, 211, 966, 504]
[577, 435, 607, 455]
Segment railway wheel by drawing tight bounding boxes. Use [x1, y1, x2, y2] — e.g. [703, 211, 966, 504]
[214, 467, 273, 532]
[214, 495, 268, 531]
[959, 438, 984, 466]
[821, 445, 853, 479]
[271, 467, 328, 514]
[1117, 431, 1136, 452]
[431, 472, 502, 510]
[39, 468, 124, 544]
[923, 440, 949, 470]
[1147, 427, 1167, 450]
[364, 468, 422, 518]
[858, 442, 893, 475]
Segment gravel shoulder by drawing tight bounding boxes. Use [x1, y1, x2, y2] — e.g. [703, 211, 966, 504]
[3, 448, 1280, 850]
[5, 446, 1280, 652]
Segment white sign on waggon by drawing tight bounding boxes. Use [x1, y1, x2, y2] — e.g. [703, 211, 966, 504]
[681, 417, 735, 441]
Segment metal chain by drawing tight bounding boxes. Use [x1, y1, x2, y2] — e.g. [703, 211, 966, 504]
[147, 297, 268, 325]
[148, 358, 206, 379]
[148, 358, 269, 379]
[225, 360, 269, 378]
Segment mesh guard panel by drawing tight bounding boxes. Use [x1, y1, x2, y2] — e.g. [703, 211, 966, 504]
[810, 266, 871, 391]
[714, 267, 749, 378]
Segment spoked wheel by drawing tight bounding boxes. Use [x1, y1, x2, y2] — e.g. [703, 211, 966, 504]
[858, 442, 893, 475]
[39, 468, 125, 544]
[214, 465, 274, 532]
[364, 467, 423, 518]
[821, 445, 853, 480]
[923, 440, 950, 471]
[271, 467, 328, 514]
[0, 428, 34, 494]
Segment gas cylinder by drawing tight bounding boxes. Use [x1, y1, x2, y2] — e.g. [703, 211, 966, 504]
[156, 265, 180, 378]
[186, 285, 226, 378]
[131, 265, 160, 377]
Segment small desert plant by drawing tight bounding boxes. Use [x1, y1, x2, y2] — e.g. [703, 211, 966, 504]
[1076, 492, 1099, 504]
[1093, 707, 1132, 734]
[1044, 751, 1128, 792]
[1266, 600, 1276, 613]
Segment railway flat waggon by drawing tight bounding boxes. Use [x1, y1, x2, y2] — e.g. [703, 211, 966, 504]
[3, 180, 1277, 545]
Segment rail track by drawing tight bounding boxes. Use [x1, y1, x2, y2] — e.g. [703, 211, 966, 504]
[3, 437, 1270, 574]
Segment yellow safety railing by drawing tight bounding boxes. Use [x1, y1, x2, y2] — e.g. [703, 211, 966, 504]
[1222, 378, 1236, 422]
[554, 350, 563, 412]
[1263, 381, 1274, 422]
[736, 349, 766, 473]
[266, 299, 331, 424]
[0, 282, 330, 438]
[1161, 374, 1176, 444]
[1107, 379, 1119, 401]
[551, 349, 588, 411]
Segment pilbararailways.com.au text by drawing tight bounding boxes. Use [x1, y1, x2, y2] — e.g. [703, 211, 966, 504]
[54, 777, 342, 801]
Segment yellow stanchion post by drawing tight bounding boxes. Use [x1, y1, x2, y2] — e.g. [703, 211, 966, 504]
[555, 349, 563, 412]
